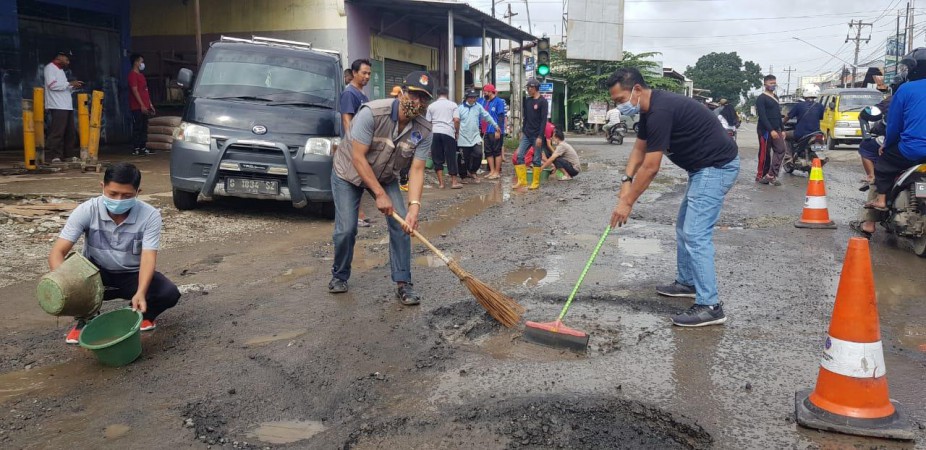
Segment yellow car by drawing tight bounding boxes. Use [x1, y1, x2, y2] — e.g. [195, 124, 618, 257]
[818, 88, 885, 149]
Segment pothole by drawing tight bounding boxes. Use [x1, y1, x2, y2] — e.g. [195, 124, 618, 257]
[343, 397, 711, 449]
[248, 420, 327, 445]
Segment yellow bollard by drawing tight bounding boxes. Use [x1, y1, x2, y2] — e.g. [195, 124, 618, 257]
[22, 100, 36, 170]
[87, 90, 104, 163]
[33, 87, 45, 165]
[77, 93, 89, 161]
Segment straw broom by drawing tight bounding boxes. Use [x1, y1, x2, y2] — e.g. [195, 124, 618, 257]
[390, 212, 525, 328]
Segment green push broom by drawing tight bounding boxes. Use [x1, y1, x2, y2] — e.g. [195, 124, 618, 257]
[524, 225, 611, 352]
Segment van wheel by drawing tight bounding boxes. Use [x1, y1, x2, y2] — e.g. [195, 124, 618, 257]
[826, 134, 836, 150]
[172, 187, 199, 210]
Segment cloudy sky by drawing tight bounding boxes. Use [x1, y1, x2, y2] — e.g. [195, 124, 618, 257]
[465, 0, 917, 92]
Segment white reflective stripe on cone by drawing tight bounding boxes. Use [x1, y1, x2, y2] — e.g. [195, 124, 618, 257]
[820, 335, 886, 378]
[804, 196, 828, 209]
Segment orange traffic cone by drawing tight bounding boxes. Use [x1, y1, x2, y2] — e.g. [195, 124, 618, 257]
[794, 158, 837, 229]
[795, 237, 915, 440]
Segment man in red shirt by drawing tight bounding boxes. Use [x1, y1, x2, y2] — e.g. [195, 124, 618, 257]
[128, 53, 155, 155]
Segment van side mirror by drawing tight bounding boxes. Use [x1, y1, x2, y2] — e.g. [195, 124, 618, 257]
[177, 68, 193, 89]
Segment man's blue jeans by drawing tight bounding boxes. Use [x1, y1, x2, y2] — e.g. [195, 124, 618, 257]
[515, 134, 542, 167]
[331, 172, 410, 284]
[675, 156, 740, 306]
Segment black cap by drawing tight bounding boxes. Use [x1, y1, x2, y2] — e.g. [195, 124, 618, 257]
[57, 50, 72, 57]
[464, 89, 478, 98]
[526, 78, 541, 88]
[404, 71, 434, 98]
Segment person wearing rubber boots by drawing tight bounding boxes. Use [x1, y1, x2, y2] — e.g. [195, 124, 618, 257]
[328, 71, 433, 305]
[606, 68, 740, 327]
[514, 78, 549, 190]
[48, 163, 180, 344]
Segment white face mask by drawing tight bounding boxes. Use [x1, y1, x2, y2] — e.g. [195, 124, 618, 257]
[139, 62, 146, 71]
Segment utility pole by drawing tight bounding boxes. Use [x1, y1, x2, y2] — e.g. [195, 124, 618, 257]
[908, 1, 916, 53]
[783, 66, 796, 95]
[491, 0, 497, 85]
[768, 64, 773, 75]
[194, 0, 203, 65]
[524, 0, 533, 36]
[896, 9, 902, 79]
[846, 19, 872, 88]
[506, 3, 521, 136]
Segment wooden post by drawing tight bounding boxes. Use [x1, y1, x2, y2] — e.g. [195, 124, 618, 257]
[32, 87, 45, 165]
[22, 100, 36, 170]
[88, 90, 104, 164]
[77, 93, 90, 161]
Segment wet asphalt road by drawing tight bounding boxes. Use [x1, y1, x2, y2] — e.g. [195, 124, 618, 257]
[0, 124, 924, 449]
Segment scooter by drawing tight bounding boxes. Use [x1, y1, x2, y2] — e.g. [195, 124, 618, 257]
[571, 113, 588, 135]
[783, 131, 827, 174]
[606, 123, 626, 145]
[860, 105, 926, 257]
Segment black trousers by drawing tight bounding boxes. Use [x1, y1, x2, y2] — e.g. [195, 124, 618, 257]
[131, 110, 149, 150]
[458, 145, 482, 177]
[431, 133, 459, 176]
[553, 158, 579, 177]
[99, 269, 181, 321]
[874, 144, 926, 194]
[46, 109, 78, 160]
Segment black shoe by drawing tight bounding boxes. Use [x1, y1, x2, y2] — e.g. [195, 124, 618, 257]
[672, 303, 727, 327]
[328, 277, 348, 293]
[656, 281, 696, 298]
[396, 283, 420, 306]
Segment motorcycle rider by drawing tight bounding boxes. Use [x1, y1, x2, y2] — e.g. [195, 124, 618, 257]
[603, 105, 622, 139]
[784, 91, 824, 144]
[857, 79, 898, 190]
[856, 48, 926, 237]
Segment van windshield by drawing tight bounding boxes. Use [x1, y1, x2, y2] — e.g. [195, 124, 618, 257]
[838, 93, 884, 111]
[194, 48, 338, 107]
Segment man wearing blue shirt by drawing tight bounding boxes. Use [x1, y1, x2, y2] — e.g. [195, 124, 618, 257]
[477, 84, 507, 179]
[457, 89, 499, 181]
[864, 49, 926, 218]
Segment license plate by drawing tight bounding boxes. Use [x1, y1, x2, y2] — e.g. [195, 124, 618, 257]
[855, 129, 862, 136]
[916, 182, 926, 198]
[225, 178, 279, 195]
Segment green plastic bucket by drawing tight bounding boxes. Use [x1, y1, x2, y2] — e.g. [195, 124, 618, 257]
[36, 252, 103, 319]
[79, 309, 143, 367]
[526, 168, 553, 183]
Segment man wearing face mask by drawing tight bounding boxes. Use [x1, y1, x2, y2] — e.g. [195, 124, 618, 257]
[128, 53, 156, 156]
[514, 78, 549, 190]
[607, 68, 740, 327]
[457, 89, 500, 181]
[329, 71, 433, 305]
[755, 74, 786, 185]
[44, 50, 83, 163]
[49, 163, 180, 344]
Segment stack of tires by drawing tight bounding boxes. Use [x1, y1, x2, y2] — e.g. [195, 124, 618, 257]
[146, 116, 182, 152]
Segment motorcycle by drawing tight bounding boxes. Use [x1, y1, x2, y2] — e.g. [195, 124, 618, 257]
[860, 105, 926, 257]
[571, 113, 588, 135]
[606, 122, 626, 145]
[783, 131, 827, 174]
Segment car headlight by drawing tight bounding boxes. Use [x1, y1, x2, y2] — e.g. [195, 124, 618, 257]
[177, 122, 211, 147]
[304, 137, 339, 158]
[836, 121, 855, 128]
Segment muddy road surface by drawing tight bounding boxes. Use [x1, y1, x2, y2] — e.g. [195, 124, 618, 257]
[1, 126, 924, 449]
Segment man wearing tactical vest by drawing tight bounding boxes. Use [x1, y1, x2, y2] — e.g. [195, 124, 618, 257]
[329, 71, 434, 305]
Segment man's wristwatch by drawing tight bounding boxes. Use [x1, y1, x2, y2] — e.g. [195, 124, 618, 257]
[621, 174, 634, 184]
[408, 200, 421, 208]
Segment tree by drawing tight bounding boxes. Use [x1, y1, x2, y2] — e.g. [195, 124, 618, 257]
[684, 52, 762, 107]
[549, 43, 681, 105]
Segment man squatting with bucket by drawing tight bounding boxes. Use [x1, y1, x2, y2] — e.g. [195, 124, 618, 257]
[607, 68, 740, 327]
[48, 163, 181, 344]
[328, 71, 434, 305]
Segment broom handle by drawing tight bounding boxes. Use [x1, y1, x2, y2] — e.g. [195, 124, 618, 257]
[389, 211, 452, 264]
[557, 225, 611, 322]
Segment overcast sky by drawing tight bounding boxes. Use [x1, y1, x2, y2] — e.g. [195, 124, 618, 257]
[465, 0, 918, 92]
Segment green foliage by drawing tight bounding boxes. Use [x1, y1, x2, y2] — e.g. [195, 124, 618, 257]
[549, 44, 680, 105]
[684, 52, 762, 107]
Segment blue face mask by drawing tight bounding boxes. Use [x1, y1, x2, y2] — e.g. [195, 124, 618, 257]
[617, 88, 641, 116]
[767, 84, 777, 92]
[102, 195, 137, 215]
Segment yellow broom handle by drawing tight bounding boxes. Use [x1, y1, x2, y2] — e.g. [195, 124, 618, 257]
[390, 211, 451, 264]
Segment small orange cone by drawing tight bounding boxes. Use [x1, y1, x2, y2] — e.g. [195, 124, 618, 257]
[794, 158, 837, 229]
[795, 237, 915, 441]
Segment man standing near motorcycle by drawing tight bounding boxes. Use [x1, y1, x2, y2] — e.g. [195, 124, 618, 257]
[857, 48, 926, 236]
[755, 75, 786, 186]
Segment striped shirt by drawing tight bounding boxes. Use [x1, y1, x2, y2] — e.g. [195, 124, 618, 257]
[59, 197, 162, 273]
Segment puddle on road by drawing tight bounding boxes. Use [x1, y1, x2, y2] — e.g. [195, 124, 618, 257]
[244, 330, 308, 346]
[870, 251, 926, 354]
[103, 424, 131, 439]
[248, 420, 327, 444]
[415, 255, 447, 268]
[418, 185, 505, 238]
[0, 361, 98, 404]
[504, 266, 548, 287]
[477, 332, 584, 361]
[616, 238, 661, 257]
[272, 266, 316, 284]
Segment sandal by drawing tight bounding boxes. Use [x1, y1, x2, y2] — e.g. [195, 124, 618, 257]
[863, 203, 888, 211]
[849, 221, 873, 239]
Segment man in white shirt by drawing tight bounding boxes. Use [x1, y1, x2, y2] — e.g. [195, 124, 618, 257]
[425, 87, 461, 188]
[602, 106, 622, 136]
[44, 51, 83, 163]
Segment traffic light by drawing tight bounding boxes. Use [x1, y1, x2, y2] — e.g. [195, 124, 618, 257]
[536, 38, 550, 78]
